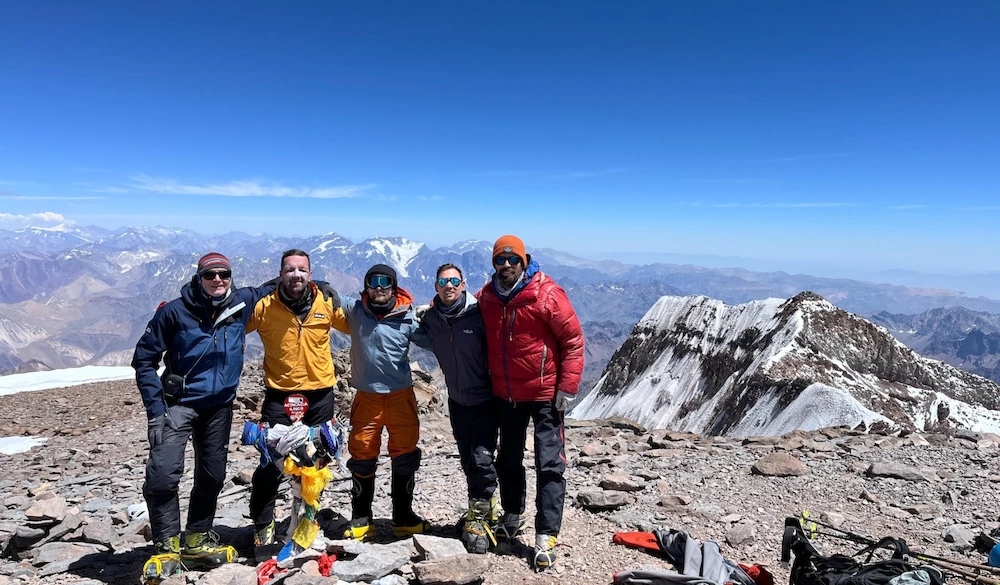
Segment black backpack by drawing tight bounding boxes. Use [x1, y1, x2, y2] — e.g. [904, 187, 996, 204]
[781, 518, 945, 585]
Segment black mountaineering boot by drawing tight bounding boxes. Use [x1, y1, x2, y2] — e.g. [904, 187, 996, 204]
[390, 471, 430, 538]
[344, 472, 376, 542]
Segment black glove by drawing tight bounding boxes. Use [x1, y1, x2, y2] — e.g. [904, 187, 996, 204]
[261, 277, 279, 288]
[147, 413, 168, 448]
[317, 282, 341, 310]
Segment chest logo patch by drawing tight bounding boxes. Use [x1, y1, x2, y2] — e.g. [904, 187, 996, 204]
[314, 313, 325, 319]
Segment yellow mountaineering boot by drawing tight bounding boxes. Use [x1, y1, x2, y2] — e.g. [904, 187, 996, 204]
[142, 535, 181, 584]
[461, 496, 498, 554]
[533, 533, 559, 571]
[180, 530, 236, 570]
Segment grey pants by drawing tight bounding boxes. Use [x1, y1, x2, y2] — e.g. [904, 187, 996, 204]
[143, 403, 233, 541]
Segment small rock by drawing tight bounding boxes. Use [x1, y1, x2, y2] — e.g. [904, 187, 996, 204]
[581, 443, 603, 457]
[80, 518, 117, 548]
[660, 494, 693, 507]
[726, 523, 755, 547]
[576, 489, 630, 511]
[233, 470, 254, 486]
[194, 563, 257, 585]
[81, 499, 114, 513]
[25, 495, 69, 523]
[333, 543, 411, 582]
[751, 452, 809, 477]
[860, 490, 880, 503]
[32, 541, 108, 567]
[413, 534, 467, 560]
[865, 462, 930, 482]
[943, 525, 975, 546]
[599, 474, 644, 492]
[413, 553, 490, 585]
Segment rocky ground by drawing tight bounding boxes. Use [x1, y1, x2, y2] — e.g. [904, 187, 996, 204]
[2, 361, 1000, 585]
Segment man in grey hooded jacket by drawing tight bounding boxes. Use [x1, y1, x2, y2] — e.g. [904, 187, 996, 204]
[412, 263, 496, 554]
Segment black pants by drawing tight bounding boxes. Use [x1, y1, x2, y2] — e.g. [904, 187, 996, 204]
[249, 388, 335, 527]
[448, 398, 498, 500]
[144, 403, 233, 541]
[495, 398, 566, 536]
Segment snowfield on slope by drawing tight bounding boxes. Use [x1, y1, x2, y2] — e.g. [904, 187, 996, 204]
[0, 365, 135, 396]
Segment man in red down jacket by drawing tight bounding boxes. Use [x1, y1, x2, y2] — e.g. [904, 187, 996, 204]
[476, 234, 585, 571]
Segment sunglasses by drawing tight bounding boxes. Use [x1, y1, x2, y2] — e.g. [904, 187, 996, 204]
[201, 270, 232, 281]
[437, 277, 462, 287]
[366, 274, 395, 289]
[493, 255, 522, 266]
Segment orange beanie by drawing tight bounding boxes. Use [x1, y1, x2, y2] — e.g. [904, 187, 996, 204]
[492, 235, 527, 266]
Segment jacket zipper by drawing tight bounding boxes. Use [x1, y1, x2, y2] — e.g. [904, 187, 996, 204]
[502, 305, 513, 402]
[540, 345, 547, 385]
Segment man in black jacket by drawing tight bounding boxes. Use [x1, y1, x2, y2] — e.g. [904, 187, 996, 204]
[412, 263, 496, 553]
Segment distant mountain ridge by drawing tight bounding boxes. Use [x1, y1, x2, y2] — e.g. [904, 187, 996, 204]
[573, 292, 1000, 436]
[870, 307, 1000, 383]
[2, 223, 1000, 378]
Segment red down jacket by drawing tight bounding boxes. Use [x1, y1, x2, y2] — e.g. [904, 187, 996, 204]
[476, 268, 585, 403]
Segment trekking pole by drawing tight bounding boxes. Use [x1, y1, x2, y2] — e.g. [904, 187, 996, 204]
[914, 553, 1000, 576]
[799, 511, 877, 545]
[919, 556, 1000, 585]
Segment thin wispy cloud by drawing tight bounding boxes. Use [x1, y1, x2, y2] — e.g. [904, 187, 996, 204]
[681, 178, 766, 184]
[474, 170, 532, 178]
[552, 168, 629, 179]
[888, 204, 932, 210]
[85, 186, 132, 194]
[417, 195, 444, 202]
[0, 179, 46, 187]
[756, 152, 854, 163]
[129, 174, 375, 199]
[966, 206, 1000, 211]
[694, 202, 861, 209]
[0, 192, 106, 200]
[475, 168, 630, 179]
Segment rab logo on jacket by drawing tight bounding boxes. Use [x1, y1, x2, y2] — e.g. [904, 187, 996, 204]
[463, 329, 474, 335]
[314, 313, 325, 319]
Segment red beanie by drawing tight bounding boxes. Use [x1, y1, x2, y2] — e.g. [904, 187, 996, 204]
[197, 252, 231, 274]
[492, 235, 527, 267]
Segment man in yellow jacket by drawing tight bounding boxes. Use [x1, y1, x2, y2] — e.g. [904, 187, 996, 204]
[245, 249, 349, 548]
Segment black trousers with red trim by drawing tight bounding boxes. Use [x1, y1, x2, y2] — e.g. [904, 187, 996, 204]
[495, 397, 566, 536]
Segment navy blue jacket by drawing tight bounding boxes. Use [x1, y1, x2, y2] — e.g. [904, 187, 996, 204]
[411, 292, 493, 407]
[132, 277, 274, 417]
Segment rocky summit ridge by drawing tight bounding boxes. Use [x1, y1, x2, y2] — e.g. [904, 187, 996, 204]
[3, 367, 1000, 585]
[574, 292, 1000, 437]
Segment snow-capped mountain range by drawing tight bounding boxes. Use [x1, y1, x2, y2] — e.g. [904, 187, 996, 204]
[2, 223, 1000, 386]
[573, 292, 1000, 436]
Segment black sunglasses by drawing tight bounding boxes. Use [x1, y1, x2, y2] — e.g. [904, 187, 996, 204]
[493, 255, 522, 266]
[201, 270, 232, 281]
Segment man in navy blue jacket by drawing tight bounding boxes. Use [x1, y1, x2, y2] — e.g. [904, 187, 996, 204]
[411, 263, 496, 554]
[132, 252, 275, 582]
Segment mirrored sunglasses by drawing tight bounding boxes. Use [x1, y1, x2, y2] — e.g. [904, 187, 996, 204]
[437, 276, 462, 287]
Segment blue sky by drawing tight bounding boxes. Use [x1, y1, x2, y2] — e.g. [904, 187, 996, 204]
[1, 2, 998, 273]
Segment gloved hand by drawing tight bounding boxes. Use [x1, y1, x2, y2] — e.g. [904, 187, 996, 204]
[554, 390, 577, 412]
[275, 422, 311, 455]
[261, 277, 279, 288]
[414, 304, 430, 321]
[318, 282, 341, 310]
[147, 412, 169, 447]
